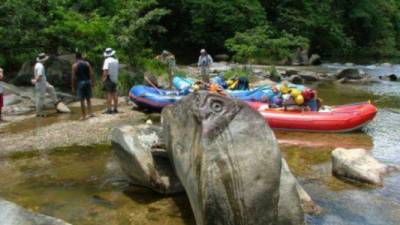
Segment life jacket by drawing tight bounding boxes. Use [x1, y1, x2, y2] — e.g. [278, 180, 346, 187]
[302, 88, 315, 101]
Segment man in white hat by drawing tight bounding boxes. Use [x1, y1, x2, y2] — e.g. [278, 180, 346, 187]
[102, 48, 119, 114]
[197, 49, 213, 83]
[31, 53, 60, 117]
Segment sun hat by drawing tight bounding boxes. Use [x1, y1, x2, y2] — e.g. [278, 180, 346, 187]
[36, 53, 49, 62]
[103, 48, 116, 57]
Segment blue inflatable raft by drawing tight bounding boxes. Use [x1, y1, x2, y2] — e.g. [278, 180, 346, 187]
[129, 85, 185, 111]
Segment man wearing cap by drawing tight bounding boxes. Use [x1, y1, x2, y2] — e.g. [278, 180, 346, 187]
[102, 48, 119, 114]
[197, 49, 213, 83]
[156, 50, 176, 88]
[32, 53, 60, 117]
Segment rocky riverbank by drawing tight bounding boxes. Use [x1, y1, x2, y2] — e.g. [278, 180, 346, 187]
[0, 102, 148, 157]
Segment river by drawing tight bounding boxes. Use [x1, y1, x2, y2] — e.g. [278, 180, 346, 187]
[0, 64, 399, 224]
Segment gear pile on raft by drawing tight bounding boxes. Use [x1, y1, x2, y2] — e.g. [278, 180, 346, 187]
[129, 74, 377, 133]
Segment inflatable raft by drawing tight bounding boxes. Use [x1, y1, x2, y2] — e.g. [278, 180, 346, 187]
[247, 102, 377, 132]
[172, 76, 306, 102]
[129, 85, 185, 111]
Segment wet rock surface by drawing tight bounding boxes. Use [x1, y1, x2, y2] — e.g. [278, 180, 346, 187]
[278, 159, 306, 225]
[0, 198, 71, 225]
[111, 124, 183, 194]
[335, 68, 365, 80]
[332, 148, 391, 185]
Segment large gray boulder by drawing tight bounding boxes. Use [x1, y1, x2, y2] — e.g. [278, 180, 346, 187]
[111, 124, 183, 194]
[162, 91, 282, 225]
[332, 148, 393, 185]
[15, 55, 72, 90]
[0, 198, 71, 225]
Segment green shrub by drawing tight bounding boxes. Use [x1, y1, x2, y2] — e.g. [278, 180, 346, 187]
[223, 67, 252, 80]
[225, 24, 309, 64]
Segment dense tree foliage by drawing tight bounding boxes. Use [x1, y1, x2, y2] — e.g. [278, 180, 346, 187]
[1, 0, 400, 72]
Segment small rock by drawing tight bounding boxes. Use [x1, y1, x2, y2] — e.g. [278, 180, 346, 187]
[332, 148, 389, 185]
[335, 68, 364, 80]
[56, 102, 71, 113]
[379, 74, 398, 81]
[288, 75, 304, 84]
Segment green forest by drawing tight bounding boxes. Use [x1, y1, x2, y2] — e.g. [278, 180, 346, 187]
[2, 0, 400, 72]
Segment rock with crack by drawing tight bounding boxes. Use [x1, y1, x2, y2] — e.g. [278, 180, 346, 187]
[162, 91, 288, 225]
[332, 148, 397, 185]
[278, 158, 305, 225]
[0, 198, 71, 225]
[111, 124, 183, 194]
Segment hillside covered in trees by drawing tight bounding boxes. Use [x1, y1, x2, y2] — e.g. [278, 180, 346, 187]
[1, 0, 400, 71]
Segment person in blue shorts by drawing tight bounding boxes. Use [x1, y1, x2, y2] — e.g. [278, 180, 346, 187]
[72, 52, 95, 120]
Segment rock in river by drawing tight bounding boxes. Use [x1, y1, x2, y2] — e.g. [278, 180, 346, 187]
[332, 148, 392, 185]
[335, 68, 365, 80]
[111, 124, 183, 194]
[162, 91, 285, 225]
[0, 198, 71, 225]
[278, 159, 307, 225]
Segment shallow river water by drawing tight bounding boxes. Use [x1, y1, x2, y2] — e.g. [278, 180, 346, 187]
[0, 64, 399, 225]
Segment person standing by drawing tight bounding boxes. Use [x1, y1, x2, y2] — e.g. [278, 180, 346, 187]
[156, 50, 176, 88]
[72, 52, 95, 120]
[31, 53, 60, 117]
[102, 48, 119, 114]
[197, 49, 213, 83]
[0, 67, 4, 122]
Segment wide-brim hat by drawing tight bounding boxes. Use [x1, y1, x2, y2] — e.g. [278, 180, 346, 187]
[103, 48, 116, 57]
[36, 53, 49, 62]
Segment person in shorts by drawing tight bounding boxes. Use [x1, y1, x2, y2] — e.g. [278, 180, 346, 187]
[197, 49, 213, 83]
[102, 48, 119, 114]
[72, 52, 95, 120]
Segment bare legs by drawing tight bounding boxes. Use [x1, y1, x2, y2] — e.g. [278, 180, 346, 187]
[80, 98, 94, 120]
[106, 91, 118, 113]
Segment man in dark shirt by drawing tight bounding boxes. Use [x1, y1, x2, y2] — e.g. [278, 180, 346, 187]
[72, 52, 95, 120]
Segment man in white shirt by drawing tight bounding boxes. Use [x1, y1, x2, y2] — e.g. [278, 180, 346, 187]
[102, 48, 119, 114]
[197, 49, 213, 83]
[32, 53, 60, 117]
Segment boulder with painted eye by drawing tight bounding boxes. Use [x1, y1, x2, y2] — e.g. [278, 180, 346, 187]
[162, 91, 304, 225]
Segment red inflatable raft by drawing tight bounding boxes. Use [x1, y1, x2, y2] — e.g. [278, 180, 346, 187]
[247, 102, 377, 132]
